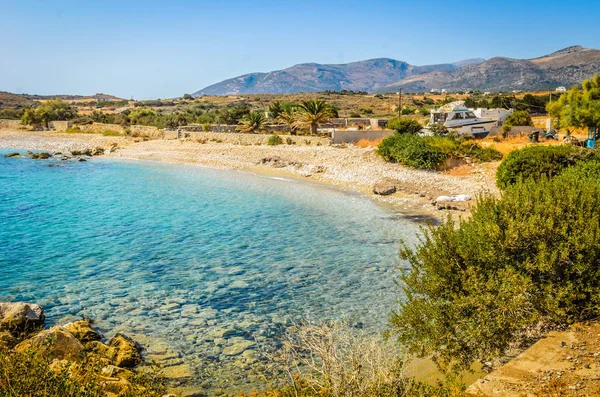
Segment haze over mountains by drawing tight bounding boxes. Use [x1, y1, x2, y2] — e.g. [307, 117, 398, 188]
[193, 46, 600, 96]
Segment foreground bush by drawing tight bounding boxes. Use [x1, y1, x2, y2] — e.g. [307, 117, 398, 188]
[260, 320, 450, 397]
[378, 135, 502, 169]
[0, 349, 165, 397]
[495, 145, 599, 189]
[391, 167, 600, 371]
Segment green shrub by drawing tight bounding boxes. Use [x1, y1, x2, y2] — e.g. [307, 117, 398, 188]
[65, 126, 82, 134]
[386, 118, 423, 134]
[101, 130, 121, 136]
[202, 123, 211, 132]
[559, 160, 600, 181]
[267, 134, 283, 146]
[377, 134, 448, 169]
[349, 112, 361, 118]
[391, 171, 600, 371]
[428, 123, 448, 136]
[495, 145, 599, 189]
[286, 137, 295, 145]
[378, 135, 502, 170]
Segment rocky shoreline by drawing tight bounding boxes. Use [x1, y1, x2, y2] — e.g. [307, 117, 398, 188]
[0, 130, 499, 219]
[0, 302, 153, 396]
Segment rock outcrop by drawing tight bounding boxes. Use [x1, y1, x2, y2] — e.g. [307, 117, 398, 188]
[63, 319, 102, 343]
[108, 333, 142, 368]
[15, 326, 84, 361]
[0, 302, 45, 331]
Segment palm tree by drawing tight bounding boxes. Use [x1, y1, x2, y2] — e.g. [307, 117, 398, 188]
[277, 106, 299, 135]
[237, 111, 266, 133]
[294, 100, 336, 135]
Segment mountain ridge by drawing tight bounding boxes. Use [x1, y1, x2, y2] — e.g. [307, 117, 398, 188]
[193, 46, 600, 96]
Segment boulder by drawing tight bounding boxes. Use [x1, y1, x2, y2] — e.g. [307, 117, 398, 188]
[222, 340, 256, 356]
[0, 302, 45, 331]
[108, 333, 142, 368]
[63, 319, 102, 343]
[30, 152, 51, 160]
[101, 364, 135, 380]
[3, 152, 21, 158]
[91, 147, 105, 156]
[15, 326, 83, 361]
[373, 178, 399, 195]
[86, 340, 117, 362]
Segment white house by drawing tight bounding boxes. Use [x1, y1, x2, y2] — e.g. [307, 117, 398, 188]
[555, 86, 567, 92]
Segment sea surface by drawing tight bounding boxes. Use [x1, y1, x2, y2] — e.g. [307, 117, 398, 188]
[0, 149, 421, 392]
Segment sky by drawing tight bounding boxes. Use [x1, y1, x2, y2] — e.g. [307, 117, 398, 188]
[1, 0, 599, 99]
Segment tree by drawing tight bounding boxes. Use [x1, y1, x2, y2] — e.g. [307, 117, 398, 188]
[20, 100, 76, 128]
[502, 110, 533, 134]
[268, 100, 283, 120]
[294, 100, 336, 135]
[277, 106, 299, 135]
[237, 110, 266, 133]
[20, 108, 40, 126]
[387, 118, 423, 134]
[547, 74, 600, 130]
[391, 167, 600, 372]
[183, 94, 193, 100]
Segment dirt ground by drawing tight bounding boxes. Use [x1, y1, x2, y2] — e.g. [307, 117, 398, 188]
[467, 322, 600, 396]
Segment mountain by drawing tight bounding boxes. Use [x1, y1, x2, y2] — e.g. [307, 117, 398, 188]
[193, 58, 484, 96]
[193, 46, 600, 95]
[376, 46, 600, 93]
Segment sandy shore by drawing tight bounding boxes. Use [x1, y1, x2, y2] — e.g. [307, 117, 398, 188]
[0, 130, 499, 219]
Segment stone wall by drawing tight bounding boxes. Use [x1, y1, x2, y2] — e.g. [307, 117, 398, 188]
[332, 129, 395, 144]
[181, 131, 330, 146]
[49, 121, 72, 131]
[76, 123, 164, 138]
[0, 119, 26, 130]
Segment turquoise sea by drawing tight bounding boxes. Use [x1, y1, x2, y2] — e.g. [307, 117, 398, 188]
[0, 149, 420, 391]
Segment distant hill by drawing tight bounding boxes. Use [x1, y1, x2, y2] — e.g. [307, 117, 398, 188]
[22, 93, 124, 101]
[193, 58, 484, 96]
[376, 46, 600, 93]
[193, 46, 600, 95]
[0, 91, 38, 109]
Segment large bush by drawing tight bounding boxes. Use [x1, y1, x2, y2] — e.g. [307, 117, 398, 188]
[378, 135, 502, 170]
[391, 167, 600, 371]
[377, 134, 448, 169]
[495, 145, 599, 189]
[386, 118, 423, 134]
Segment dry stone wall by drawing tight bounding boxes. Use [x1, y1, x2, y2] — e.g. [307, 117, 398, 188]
[181, 131, 330, 146]
[0, 119, 26, 130]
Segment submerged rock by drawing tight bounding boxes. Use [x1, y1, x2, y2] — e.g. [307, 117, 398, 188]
[3, 152, 21, 158]
[0, 302, 45, 331]
[108, 333, 142, 368]
[373, 178, 399, 195]
[30, 152, 51, 160]
[63, 319, 102, 343]
[15, 326, 83, 361]
[222, 340, 256, 356]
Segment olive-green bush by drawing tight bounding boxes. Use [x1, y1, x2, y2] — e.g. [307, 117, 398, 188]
[377, 134, 502, 170]
[392, 168, 600, 371]
[386, 118, 423, 134]
[495, 145, 599, 189]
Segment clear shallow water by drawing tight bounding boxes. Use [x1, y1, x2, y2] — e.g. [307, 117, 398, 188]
[0, 149, 420, 391]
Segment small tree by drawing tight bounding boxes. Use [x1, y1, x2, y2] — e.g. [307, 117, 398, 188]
[21, 100, 76, 128]
[502, 110, 533, 135]
[268, 100, 283, 120]
[277, 106, 299, 135]
[294, 100, 336, 135]
[237, 110, 266, 133]
[547, 74, 600, 131]
[387, 118, 423, 134]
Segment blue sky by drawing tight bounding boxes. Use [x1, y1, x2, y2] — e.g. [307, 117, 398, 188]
[1, 0, 599, 99]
